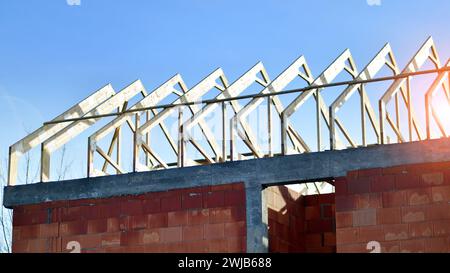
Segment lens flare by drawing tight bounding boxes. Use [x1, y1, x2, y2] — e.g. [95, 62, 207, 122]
[432, 96, 450, 135]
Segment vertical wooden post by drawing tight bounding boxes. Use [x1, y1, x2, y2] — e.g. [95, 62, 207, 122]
[407, 76, 413, 141]
[360, 85, 366, 147]
[329, 106, 336, 150]
[177, 106, 184, 167]
[230, 117, 236, 161]
[40, 144, 50, 182]
[146, 110, 150, 167]
[222, 101, 227, 162]
[132, 113, 140, 172]
[8, 147, 18, 186]
[395, 92, 400, 143]
[116, 106, 121, 175]
[281, 112, 288, 155]
[87, 138, 94, 178]
[379, 100, 386, 145]
[267, 96, 272, 157]
[116, 127, 121, 175]
[425, 92, 431, 139]
[316, 89, 321, 152]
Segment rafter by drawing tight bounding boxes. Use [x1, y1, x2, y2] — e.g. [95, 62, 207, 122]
[232, 56, 315, 159]
[135, 68, 229, 168]
[41, 80, 147, 182]
[88, 75, 187, 177]
[380, 37, 440, 144]
[182, 62, 270, 164]
[8, 84, 115, 185]
[282, 49, 358, 153]
[330, 43, 400, 149]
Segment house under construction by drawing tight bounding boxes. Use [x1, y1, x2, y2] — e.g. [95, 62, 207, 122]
[3, 36, 450, 253]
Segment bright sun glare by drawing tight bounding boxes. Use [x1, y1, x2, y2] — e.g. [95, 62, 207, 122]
[432, 95, 450, 135]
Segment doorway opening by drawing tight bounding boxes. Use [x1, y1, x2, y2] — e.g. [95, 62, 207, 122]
[265, 180, 336, 253]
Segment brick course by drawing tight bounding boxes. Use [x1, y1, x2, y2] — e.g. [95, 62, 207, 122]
[335, 161, 450, 253]
[12, 182, 246, 253]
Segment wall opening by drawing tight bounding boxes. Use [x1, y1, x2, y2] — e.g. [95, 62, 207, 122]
[265, 180, 336, 253]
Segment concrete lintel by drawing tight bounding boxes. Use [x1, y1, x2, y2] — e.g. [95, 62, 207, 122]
[4, 137, 450, 208]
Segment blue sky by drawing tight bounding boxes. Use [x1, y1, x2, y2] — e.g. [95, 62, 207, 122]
[0, 0, 450, 184]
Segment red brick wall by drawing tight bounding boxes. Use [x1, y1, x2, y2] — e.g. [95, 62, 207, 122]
[335, 162, 450, 253]
[266, 186, 336, 253]
[267, 186, 304, 252]
[303, 194, 336, 253]
[12, 182, 246, 253]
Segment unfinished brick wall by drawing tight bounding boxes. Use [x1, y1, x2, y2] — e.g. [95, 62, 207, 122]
[12, 182, 246, 253]
[303, 194, 336, 253]
[266, 186, 304, 252]
[266, 186, 336, 252]
[335, 162, 450, 253]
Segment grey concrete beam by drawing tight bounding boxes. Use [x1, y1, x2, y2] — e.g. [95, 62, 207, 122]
[4, 137, 450, 208]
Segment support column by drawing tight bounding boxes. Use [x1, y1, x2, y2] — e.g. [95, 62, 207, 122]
[245, 183, 268, 253]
